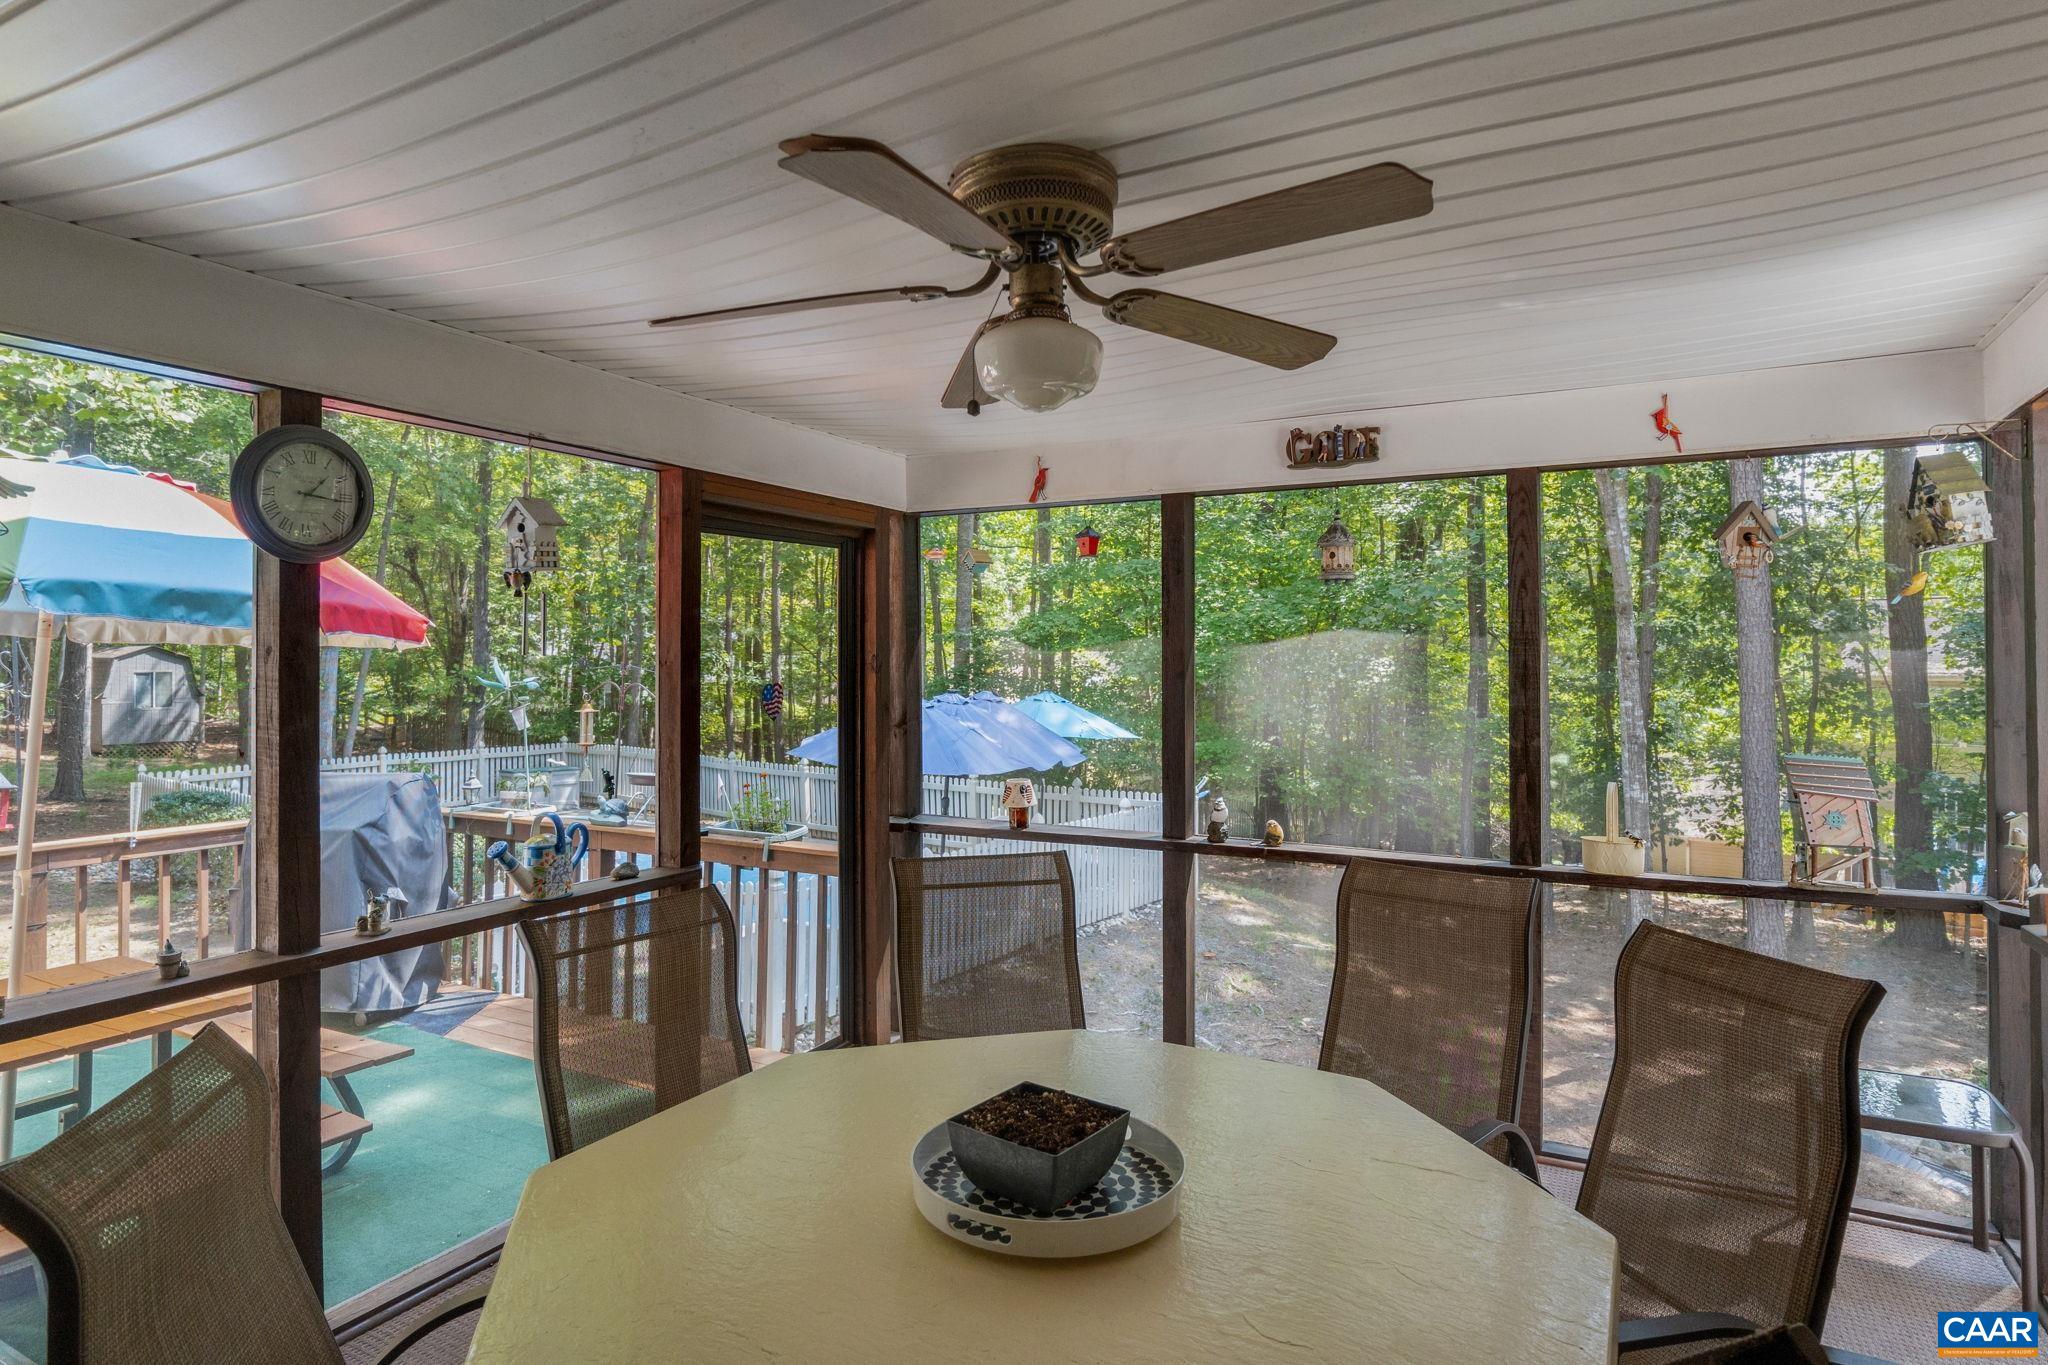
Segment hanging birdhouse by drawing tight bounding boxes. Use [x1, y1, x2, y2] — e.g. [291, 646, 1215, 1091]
[498, 495, 567, 595]
[1714, 500, 1779, 578]
[1905, 448, 1994, 553]
[1317, 515, 1357, 582]
[1074, 525, 1102, 558]
[969, 546, 993, 576]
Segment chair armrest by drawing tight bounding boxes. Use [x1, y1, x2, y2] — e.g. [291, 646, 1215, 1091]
[370, 1283, 490, 1365]
[1617, 1313, 1761, 1353]
[1457, 1118, 1542, 1184]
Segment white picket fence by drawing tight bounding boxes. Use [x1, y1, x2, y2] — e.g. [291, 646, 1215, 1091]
[143, 747, 1166, 930]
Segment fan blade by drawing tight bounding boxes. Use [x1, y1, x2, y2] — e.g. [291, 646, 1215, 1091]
[649, 284, 969, 328]
[941, 324, 991, 409]
[1100, 290, 1335, 370]
[1099, 163, 1431, 275]
[778, 135, 1015, 255]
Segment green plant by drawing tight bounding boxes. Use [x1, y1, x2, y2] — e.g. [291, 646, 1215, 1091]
[727, 777, 792, 832]
[142, 788, 250, 829]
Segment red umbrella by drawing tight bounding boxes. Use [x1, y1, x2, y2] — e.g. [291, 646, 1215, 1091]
[184, 486, 430, 648]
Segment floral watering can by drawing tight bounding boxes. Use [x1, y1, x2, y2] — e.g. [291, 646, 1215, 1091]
[522, 811, 590, 900]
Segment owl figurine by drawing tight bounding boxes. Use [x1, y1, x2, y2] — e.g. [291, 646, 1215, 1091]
[1262, 819, 1285, 847]
[1206, 795, 1230, 844]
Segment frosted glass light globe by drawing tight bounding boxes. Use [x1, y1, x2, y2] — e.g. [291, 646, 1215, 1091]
[974, 316, 1103, 412]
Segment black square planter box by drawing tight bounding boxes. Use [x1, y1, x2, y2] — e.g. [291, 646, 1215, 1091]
[947, 1082, 1131, 1214]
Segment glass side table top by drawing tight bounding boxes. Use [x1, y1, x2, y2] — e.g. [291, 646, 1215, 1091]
[1859, 1069, 2017, 1137]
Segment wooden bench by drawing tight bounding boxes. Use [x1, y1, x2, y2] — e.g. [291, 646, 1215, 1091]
[178, 1012, 413, 1174]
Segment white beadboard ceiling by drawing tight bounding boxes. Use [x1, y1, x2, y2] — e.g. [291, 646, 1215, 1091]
[3, 0, 2046, 460]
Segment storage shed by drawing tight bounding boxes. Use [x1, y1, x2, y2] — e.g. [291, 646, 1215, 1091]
[91, 645, 201, 751]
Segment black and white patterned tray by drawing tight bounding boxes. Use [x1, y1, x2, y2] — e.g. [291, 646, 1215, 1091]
[909, 1115, 1185, 1258]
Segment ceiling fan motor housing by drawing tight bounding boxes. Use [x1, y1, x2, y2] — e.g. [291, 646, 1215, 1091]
[948, 143, 1119, 254]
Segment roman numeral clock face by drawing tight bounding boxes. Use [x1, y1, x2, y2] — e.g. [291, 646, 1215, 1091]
[231, 426, 372, 564]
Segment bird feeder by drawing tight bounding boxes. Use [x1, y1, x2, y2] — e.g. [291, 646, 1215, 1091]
[1714, 500, 1778, 578]
[577, 699, 596, 751]
[1904, 448, 1994, 554]
[1074, 525, 1101, 559]
[1317, 515, 1356, 582]
[922, 546, 948, 563]
[969, 546, 993, 576]
[498, 495, 566, 596]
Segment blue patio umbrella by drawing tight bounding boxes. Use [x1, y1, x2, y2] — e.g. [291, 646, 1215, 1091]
[1013, 690, 1140, 742]
[788, 692, 1081, 776]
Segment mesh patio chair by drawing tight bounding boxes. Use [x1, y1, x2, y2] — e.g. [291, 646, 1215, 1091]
[1317, 859, 1540, 1179]
[892, 851, 1085, 1041]
[1665, 1323, 1893, 1365]
[520, 883, 752, 1158]
[1579, 922, 1885, 1357]
[0, 1022, 459, 1365]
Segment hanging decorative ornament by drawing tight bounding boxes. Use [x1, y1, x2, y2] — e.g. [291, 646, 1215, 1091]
[1317, 507, 1356, 582]
[923, 547, 949, 564]
[1026, 458, 1048, 504]
[1651, 393, 1683, 453]
[1074, 524, 1102, 558]
[760, 679, 785, 718]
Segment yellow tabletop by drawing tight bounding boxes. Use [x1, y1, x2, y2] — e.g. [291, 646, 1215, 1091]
[468, 1031, 1618, 1363]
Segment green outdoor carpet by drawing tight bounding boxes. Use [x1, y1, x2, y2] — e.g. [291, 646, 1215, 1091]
[0, 1013, 549, 1360]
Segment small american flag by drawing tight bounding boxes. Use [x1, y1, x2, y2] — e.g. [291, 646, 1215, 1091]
[760, 680, 784, 717]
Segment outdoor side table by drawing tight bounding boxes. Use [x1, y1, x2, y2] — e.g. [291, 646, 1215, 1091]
[1858, 1068, 2038, 1312]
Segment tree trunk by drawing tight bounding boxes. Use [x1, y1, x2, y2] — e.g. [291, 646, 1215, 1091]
[925, 558, 947, 684]
[1459, 484, 1491, 857]
[1594, 471, 1650, 926]
[344, 467, 401, 755]
[464, 456, 492, 748]
[234, 648, 252, 759]
[721, 537, 735, 755]
[1033, 509, 1051, 690]
[317, 647, 340, 760]
[49, 637, 89, 802]
[620, 480, 655, 747]
[1394, 514, 1430, 851]
[1729, 459, 1787, 954]
[1637, 471, 1664, 863]
[1884, 447, 1947, 946]
[953, 513, 975, 692]
[768, 541, 785, 761]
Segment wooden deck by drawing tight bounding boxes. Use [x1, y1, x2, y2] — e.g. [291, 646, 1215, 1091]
[446, 992, 784, 1073]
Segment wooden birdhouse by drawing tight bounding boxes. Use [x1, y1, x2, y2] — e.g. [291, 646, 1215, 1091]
[1905, 448, 1994, 553]
[1316, 515, 1356, 582]
[1714, 500, 1778, 578]
[498, 495, 566, 594]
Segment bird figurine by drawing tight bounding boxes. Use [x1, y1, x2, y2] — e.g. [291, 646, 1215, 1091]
[1651, 393, 1683, 453]
[1206, 795, 1230, 844]
[1262, 819, 1285, 848]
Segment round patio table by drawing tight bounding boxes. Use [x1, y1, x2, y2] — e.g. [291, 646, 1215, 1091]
[466, 1030, 1618, 1363]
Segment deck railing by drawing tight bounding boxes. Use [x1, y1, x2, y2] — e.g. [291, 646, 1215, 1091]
[0, 820, 246, 975]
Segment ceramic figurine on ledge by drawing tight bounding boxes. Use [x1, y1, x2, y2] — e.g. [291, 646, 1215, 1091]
[156, 940, 188, 980]
[1002, 778, 1038, 831]
[1205, 795, 1230, 844]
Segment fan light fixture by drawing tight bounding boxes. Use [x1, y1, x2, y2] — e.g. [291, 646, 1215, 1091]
[974, 315, 1102, 412]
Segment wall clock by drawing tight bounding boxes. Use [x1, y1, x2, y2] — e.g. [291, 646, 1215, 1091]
[230, 425, 373, 564]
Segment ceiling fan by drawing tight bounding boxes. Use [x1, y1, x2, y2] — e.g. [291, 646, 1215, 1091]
[648, 137, 1433, 414]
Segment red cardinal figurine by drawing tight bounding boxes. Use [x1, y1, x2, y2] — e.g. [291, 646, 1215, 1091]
[1026, 459, 1047, 504]
[1651, 394, 1683, 453]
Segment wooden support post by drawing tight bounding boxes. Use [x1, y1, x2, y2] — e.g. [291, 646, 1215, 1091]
[1505, 470, 1548, 1149]
[1160, 494, 1197, 1046]
[1986, 427, 2036, 1251]
[71, 871, 87, 964]
[249, 386, 326, 1290]
[655, 466, 699, 873]
[155, 855, 171, 947]
[856, 511, 918, 1044]
[652, 465, 702, 1104]
[2021, 399, 2048, 1302]
[115, 862, 131, 961]
[194, 853, 211, 959]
